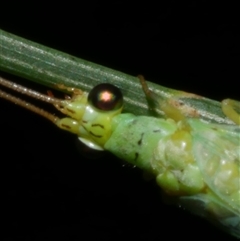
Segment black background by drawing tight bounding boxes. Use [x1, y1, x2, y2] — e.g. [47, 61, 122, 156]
[0, 1, 239, 240]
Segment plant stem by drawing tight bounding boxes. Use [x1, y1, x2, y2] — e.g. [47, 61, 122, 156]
[0, 29, 233, 124]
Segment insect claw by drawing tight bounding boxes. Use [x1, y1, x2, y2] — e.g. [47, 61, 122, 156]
[56, 83, 83, 97]
[138, 75, 151, 96]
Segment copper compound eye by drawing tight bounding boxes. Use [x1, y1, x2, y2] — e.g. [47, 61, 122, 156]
[88, 83, 123, 111]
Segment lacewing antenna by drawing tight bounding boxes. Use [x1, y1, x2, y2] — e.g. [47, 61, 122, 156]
[0, 76, 62, 123]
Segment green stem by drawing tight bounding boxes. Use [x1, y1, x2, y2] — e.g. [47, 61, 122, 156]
[0, 29, 233, 124]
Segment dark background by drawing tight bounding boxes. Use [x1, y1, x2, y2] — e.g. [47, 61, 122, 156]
[0, 1, 239, 240]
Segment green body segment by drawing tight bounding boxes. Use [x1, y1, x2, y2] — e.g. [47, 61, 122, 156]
[105, 114, 178, 172]
[14, 81, 237, 238]
[104, 114, 240, 238]
[105, 115, 209, 195]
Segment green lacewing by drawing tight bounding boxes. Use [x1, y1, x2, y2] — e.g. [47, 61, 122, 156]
[0, 76, 239, 238]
